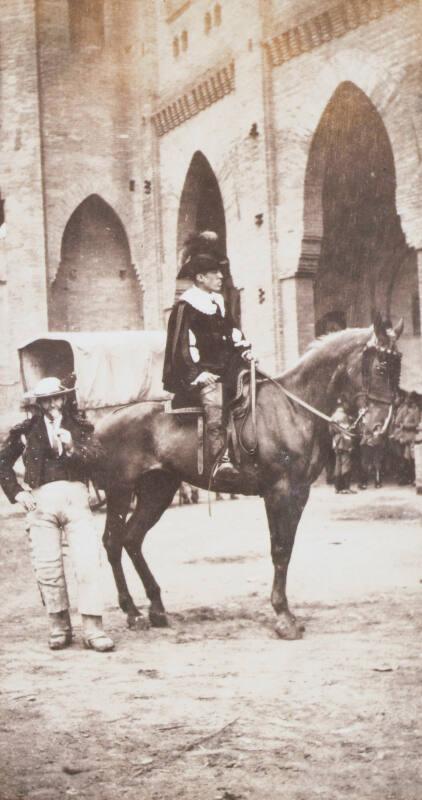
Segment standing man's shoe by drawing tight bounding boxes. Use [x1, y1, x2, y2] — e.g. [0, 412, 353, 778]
[83, 633, 115, 652]
[48, 610, 72, 650]
[82, 615, 114, 652]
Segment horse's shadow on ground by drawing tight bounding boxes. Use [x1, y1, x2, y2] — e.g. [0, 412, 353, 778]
[115, 594, 403, 643]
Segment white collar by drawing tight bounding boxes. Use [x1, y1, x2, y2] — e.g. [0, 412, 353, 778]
[43, 414, 63, 454]
[180, 286, 225, 316]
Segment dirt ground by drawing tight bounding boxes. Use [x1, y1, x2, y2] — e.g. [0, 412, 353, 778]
[0, 484, 421, 800]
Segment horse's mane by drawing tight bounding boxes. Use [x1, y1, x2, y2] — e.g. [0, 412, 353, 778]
[280, 327, 372, 382]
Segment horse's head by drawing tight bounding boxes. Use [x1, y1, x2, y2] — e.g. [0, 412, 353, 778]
[336, 315, 403, 434]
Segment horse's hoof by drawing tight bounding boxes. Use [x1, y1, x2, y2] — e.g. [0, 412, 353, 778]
[149, 609, 169, 628]
[127, 614, 149, 631]
[274, 616, 303, 640]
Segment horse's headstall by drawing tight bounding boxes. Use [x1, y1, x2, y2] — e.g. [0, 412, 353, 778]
[362, 344, 402, 393]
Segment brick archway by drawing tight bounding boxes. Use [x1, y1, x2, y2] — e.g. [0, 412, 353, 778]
[297, 50, 421, 253]
[177, 151, 227, 256]
[303, 80, 412, 332]
[176, 151, 241, 325]
[49, 194, 143, 331]
[278, 50, 421, 366]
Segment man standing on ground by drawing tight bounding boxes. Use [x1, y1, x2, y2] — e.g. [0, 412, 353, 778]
[0, 377, 114, 652]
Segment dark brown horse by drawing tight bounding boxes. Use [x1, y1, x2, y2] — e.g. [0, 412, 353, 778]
[96, 317, 402, 640]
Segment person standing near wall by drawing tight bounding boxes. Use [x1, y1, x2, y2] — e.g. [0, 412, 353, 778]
[330, 399, 356, 494]
[399, 392, 421, 486]
[0, 378, 114, 652]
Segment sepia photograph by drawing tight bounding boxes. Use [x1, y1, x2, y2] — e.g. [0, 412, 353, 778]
[0, 0, 421, 798]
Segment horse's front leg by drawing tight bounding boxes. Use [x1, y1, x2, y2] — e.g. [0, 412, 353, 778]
[264, 480, 310, 640]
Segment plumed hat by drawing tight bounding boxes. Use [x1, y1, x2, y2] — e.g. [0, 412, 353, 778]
[177, 231, 229, 280]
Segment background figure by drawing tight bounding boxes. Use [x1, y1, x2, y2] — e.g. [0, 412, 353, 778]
[330, 399, 356, 494]
[388, 392, 408, 483]
[398, 392, 421, 486]
[359, 421, 385, 488]
[179, 482, 199, 505]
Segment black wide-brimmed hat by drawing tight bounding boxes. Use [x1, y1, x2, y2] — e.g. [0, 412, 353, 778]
[177, 231, 229, 280]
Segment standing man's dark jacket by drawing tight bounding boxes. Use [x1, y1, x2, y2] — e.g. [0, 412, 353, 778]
[163, 286, 249, 396]
[0, 411, 97, 503]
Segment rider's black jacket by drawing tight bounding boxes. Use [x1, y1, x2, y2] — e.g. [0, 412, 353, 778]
[163, 295, 249, 395]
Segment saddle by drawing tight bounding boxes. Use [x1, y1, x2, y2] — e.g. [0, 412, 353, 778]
[164, 399, 206, 474]
[164, 364, 259, 476]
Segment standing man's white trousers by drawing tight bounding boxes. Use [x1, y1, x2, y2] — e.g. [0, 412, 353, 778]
[27, 481, 104, 615]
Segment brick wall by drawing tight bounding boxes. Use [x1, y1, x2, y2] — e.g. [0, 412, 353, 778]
[0, 0, 48, 412]
[268, 0, 421, 357]
[35, 0, 157, 329]
[1, 0, 420, 413]
[155, 0, 279, 370]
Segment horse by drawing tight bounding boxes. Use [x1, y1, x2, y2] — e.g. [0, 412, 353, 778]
[95, 316, 402, 640]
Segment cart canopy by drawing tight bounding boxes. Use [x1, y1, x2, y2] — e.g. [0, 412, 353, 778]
[18, 331, 169, 410]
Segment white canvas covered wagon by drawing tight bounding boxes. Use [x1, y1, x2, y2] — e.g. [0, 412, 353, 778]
[18, 330, 170, 419]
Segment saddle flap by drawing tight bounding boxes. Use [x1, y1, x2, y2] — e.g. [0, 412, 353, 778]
[164, 400, 203, 415]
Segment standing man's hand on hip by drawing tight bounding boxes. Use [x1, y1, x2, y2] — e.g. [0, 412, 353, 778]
[15, 491, 37, 512]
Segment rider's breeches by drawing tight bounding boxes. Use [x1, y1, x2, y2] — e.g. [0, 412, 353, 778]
[27, 481, 104, 616]
[199, 383, 226, 460]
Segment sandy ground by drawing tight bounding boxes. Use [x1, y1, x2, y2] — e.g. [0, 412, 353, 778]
[0, 484, 421, 800]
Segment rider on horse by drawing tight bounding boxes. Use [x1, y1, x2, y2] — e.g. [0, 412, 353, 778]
[163, 231, 253, 480]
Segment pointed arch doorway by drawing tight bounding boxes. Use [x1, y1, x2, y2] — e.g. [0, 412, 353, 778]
[301, 81, 418, 342]
[49, 195, 144, 331]
[176, 151, 241, 326]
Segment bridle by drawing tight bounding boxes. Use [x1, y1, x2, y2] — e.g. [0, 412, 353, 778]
[352, 342, 402, 434]
[240, 338, 402, 456]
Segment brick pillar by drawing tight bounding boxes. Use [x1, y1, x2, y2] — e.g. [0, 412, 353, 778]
[279, 273, 315, 368]
[417, 250, 422, 342]
[227, 37, 276, 373]
[414, 248, 422, 493]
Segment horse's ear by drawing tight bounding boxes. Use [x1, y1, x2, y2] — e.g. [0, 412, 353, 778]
[393, 318, 404, 340]
[372, 311, 384, 338]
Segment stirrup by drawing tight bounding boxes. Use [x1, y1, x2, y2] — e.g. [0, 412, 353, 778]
[212, 452, 240, 480]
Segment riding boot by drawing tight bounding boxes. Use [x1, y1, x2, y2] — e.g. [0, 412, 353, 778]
[48, 610, 72, 650]
[203, 405, 240, 480]
[82, 615, 114, 652]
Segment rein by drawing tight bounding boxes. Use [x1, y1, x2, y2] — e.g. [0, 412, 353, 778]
[239, 353, 397, 459]
[257, 367, 362, 437]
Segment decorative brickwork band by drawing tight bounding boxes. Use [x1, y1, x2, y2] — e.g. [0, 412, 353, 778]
[264, 0, 417, 67]
[165, 0, 191, 23]
[152, 61, 235, 136]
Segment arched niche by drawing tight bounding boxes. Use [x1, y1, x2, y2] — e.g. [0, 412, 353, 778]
[49, 194, 143, 331]
[301, 81, 413, 333]
[176, 151, 241, 326]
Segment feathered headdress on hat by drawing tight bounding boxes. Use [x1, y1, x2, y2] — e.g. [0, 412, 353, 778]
[177, 231, 229, 279]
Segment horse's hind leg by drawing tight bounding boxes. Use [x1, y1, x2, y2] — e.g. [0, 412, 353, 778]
[124, 469, 180, 628]
[103, 488, 147, 629]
